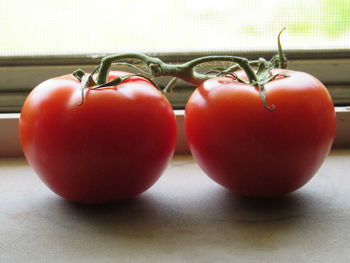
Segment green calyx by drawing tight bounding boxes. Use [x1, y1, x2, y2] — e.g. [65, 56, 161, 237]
[210, 28, 289, 111]
[251, 57, 290, 111]
[72, 69, 160, 106]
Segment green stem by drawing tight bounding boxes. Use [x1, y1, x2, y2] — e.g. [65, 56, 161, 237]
[182, 56, 259, 84]
[96, 54, 258, 86]
[278, 28, 287, 69]
[97, 53, 163, 85]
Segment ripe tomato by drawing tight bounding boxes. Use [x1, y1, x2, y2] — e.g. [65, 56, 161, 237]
[185, 69, 336, 197]
[20, 71, 177, 203]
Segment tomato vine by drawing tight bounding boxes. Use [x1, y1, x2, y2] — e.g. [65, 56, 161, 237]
[73, 29, 288, 110]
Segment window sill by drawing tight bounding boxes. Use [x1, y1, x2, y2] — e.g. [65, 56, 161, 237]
[1, 149, 350, 261]
[0, 107, 349, 157]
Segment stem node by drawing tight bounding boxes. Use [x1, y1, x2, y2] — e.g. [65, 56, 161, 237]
[149, 63, 163, 76]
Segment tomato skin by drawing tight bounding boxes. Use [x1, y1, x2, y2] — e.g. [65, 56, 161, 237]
[20, 71, 177, 203]
[185, 69, 336, 197]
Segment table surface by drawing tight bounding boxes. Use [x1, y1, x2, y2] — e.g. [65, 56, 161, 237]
[1, 150, 350, 263]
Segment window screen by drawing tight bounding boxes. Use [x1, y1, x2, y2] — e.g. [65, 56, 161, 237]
[1, 0, 349, 56]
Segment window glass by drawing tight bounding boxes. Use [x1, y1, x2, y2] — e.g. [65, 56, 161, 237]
[1, 0, 349, 56]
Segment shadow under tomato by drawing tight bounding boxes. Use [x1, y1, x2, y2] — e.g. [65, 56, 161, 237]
[207, 188, 320, 222]
[54, 194, 159, 225]
[191, 187, 333, 249]
[37, 185, 330, 251]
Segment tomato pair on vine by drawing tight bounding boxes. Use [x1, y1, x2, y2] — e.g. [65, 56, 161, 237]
[20, 32, 336, 202]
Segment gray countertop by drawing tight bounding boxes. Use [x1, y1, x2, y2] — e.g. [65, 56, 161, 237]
[1, 150, 350, 262]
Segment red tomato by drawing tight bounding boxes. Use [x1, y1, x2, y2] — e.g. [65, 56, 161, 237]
[20, 71, 177, 203]
[185, 69, 336, 197]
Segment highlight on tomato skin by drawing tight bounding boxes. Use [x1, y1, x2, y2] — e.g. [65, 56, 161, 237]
[185, 69, 336, 198]
[19, 71, 177, 204]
